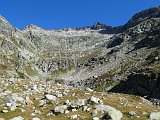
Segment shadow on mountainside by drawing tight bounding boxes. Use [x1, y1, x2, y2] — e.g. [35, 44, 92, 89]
[109, 71, 160, 100]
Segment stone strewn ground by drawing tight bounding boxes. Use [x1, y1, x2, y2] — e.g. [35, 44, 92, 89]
[0, 78, 159, 120]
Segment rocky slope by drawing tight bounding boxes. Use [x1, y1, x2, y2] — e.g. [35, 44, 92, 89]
[0, 6, 160, 120]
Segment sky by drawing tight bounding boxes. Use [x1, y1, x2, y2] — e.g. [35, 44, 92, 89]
[0, 0, 160, 29]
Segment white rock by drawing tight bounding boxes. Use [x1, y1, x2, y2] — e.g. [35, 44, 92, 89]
[89, 96, 103, 104]
[20, 109, 25, 112]
[92, 110, 98, 117]
[149, 112, 160, 120]
[10, 116, 24, 120]
[72, 109, 77, 112]
[54, 105, 67, 114]
[56, 93, 63, 98]
[65, 110, 70, 114]
[87, 108, 91, 112]
[93, 117, 99, 120]
[16, 97, 24, 103]
[86, 88, 94, 92]
[5, 103, 12, 107]
[96, 105, 123, 120]
[72, 93, 75, 96]
[76, 99, 86, 106]
[32, 118, 40, 120]
[129, 111, 136, 116]
[32, 85, 37, 90]
[65, 100, 71, 106]
[82, 106, 88, 111]
[70, 115, 78, 119]
[45, 94, 57, 101]
[2, 110, 8, 113]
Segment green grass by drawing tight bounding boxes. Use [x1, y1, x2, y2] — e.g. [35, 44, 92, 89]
[154, 63, 160, 73]
[50, 64, 75, 77]
[77, 50, 102, 63]
[16, 71, 25, 79]
[25, 64, 38, 76]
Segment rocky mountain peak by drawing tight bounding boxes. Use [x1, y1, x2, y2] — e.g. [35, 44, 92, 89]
[0, 15, 18, 33]
[124, 6, 160, 29]
[90, 22, 111, 30]
[23, 24, 42, 31]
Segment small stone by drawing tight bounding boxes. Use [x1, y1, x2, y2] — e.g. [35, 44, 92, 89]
[47, 111, 53, 116]
[5, 103, 12, 107]
[87, 108, 91, 112]
[0, 118, 5, 120]
[10, 116, 24, 120]
[93, 117, 99, 120]
[92, 110, 98, 117]
[10, 106, 17, 111]
[56, 93, 63, 98]
[72, 109, 77, 112]
[2, 110, 8, 113]
[45, 94, 57, 101]
[65, 110, 70, 114]
[65, 100, 71, 106]
[89, 96, 103, 104]
[72, 93, 75, 96]
[31, 113, 36, 116]
[76, 99, 86, 107]
[82, 106, 88, 111]
[129, 111, 136, 116]
[86, 88, 94, 92]
[54, 105, 67, 114]
[32, 118, 40, 120]
[70, 115, 78, 119]
[20, 109, 25, 113]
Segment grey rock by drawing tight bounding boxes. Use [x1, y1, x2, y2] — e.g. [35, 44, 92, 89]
[149, 112, 160, 120]
[89, 96, 103, 104]
[96, 105, 123, 120]
[70, 115, 78, 119]
[32, 118, 40, 120]
[128, 111, 136, 116]
[93, 117, 100, 120]
[10, 116, 24, 120]
[2, 110, 8, 113]
[76, 99, 86, 107]
[92, 110, 98, 117]
[54, 105, 68, 114]
[45, 94, 57, 101]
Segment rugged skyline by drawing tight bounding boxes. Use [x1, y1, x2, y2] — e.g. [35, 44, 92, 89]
[1, 0, 160, 29]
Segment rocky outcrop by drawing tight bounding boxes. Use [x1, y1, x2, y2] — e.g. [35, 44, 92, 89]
[101, 6, 160, 34]
[110, 70, 160, 99]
